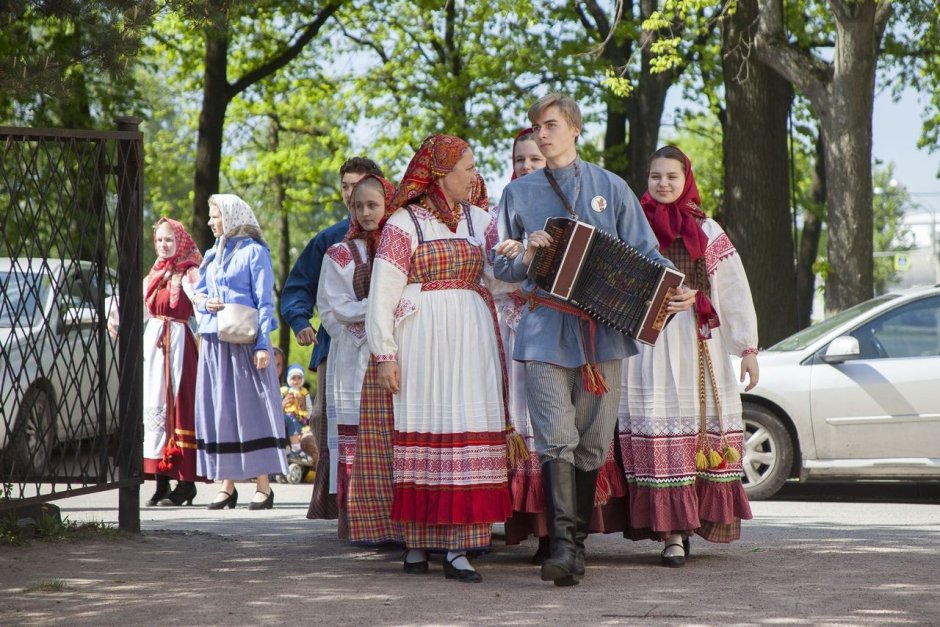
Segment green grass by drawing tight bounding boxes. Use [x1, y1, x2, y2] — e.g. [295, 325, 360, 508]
[23, 579, 68, 593]
[0, 513, 120, 546]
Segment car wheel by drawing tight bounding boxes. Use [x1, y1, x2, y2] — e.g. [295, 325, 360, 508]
[741, 403, 793, 500]
[5, 386, 56, 477]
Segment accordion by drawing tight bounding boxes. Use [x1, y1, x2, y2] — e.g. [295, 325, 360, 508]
[528, 217, 684, 345]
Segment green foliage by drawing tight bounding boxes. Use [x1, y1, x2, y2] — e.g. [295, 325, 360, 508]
[0, 2, 158, 126]
[872, 164, 916, 294]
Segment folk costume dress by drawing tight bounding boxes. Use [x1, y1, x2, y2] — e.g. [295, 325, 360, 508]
[366, 135, 511, 552]
[618, 156, 756, 543]
[194, 194, 288, 480]
[141, 219, 203, 481]
[318, 174, 398, 542]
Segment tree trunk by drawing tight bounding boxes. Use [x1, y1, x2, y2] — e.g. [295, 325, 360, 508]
[796, 135, 826, 328]
[820, 12, 878, 314]
[720, 0, 797, 346]
[755, 0, 889, 314]
[191, 3, 230, 251]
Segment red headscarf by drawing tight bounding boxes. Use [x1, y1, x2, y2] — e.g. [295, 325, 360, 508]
[345, 174, 397, 261]
[145, 218, 203, 310]
[391, 134, 473, 232]
[510, 127, 535, 181]
[639, 147, 709, 261]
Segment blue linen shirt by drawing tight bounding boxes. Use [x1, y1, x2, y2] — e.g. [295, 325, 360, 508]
[280, 219, 350, 369]
[494, 157, 672, 367]
[194, 236, 278, 351]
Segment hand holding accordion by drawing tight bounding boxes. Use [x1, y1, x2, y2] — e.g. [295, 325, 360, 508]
[527, 217, 685, 346]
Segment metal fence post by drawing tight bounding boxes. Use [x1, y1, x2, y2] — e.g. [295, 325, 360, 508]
[115, 116, 143, 533]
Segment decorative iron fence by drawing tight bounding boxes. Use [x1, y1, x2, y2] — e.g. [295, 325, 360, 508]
[0, 118, 144, 531]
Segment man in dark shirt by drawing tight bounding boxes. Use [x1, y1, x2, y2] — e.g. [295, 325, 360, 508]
[281, 156, 383, 521]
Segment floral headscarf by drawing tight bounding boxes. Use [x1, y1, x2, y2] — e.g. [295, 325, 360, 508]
[639, 147, 709, 261]
[209, 193, 267, 255]
[391, 134, 473, 232]
[344, 174, 397, 261]
[145, 218, 202, 310]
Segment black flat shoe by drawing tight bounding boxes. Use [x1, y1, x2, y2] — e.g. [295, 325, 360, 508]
[207, 488, 238, 510]
[159, 481, 197, 506]
[661, 542, 686, 568]
[443, 554, 482, 583]
[403, 559, 429, 574]
[247, 489, 274, 510]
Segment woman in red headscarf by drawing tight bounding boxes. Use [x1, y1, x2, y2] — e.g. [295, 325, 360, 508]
[317, 174, 398, 541]
[366, 135, 512, 583]
[109, 218, 204, 506]
[617, 146, 759, 567]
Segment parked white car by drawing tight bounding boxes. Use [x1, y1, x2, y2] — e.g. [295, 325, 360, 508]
[735, 284, 940, 499]
[0, 258, 119, 477]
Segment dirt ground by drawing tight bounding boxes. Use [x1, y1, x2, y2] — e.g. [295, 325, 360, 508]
[1, 482, 939, 626]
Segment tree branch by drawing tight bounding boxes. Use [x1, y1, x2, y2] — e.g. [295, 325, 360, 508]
[228, 1, 344, 98]
[754, 0, 830, 105]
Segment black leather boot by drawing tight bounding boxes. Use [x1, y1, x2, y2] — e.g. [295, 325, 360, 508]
[540, 459, 579, 586]
[572, 467, 600, 579]
[145, 475, 171, 507]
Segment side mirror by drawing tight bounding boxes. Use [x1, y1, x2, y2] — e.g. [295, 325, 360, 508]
[821, 335, 860, 364]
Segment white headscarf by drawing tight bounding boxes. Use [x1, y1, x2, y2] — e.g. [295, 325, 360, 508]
[209, 193, 267, 256]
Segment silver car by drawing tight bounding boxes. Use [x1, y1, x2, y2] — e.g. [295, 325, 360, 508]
[736, 284, 940, 499]
[0, 258, 118, 477]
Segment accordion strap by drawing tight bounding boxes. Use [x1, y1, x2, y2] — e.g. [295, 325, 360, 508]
[544, 167, 579, 219]
[525, 291, 610, 395]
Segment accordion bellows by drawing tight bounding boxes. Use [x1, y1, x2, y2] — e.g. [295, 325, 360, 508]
[528, 217, 684, 345]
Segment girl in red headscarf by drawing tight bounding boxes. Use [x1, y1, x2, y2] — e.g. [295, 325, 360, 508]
[109, 218, 204, 506]
[317, 174, 398, 541]
[617, 146, 759, 567]
[366, 135, 513, 583]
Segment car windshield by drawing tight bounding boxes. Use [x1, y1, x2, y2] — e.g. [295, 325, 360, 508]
[0, 270, 50, 329]
[767, 294, 899, 351]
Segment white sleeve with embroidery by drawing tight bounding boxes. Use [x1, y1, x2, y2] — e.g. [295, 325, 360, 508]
[318, 241, 369, 340]
[705, 219, 759, 356]
[478, 207, 517, 297]
[365, 210, 416, 363]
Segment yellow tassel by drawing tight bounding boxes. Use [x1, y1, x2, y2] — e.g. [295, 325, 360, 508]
[505, 428, 530, 468]
[708, 449, 724, 468]
[724, 446, 741, 463]
[695, 451, 708, 471]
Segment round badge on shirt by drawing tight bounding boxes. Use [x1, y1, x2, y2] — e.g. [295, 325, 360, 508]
[467, 235, 482, 247]
[591, 196, 608, 212]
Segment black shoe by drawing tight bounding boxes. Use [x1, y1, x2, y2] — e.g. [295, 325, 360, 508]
[683, 535, 691, 557]
[145, 475, 171, 507]
[530, 536, 551, 565]
[540, 459, 579, 586]
[403, 558, 429, 574]
[207, 488, 238, 510]
[159, 481, 197, 506]
[247, 489, 274, 510]
[661, 542, 686, 568]
[443, 554, 482, 583]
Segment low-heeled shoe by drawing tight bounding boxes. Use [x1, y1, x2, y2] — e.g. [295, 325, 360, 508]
[207, 488, 238, 510]
[403, 559, 429, 574]
[247, 489, 274, 510]
[443, 555, 482, 583]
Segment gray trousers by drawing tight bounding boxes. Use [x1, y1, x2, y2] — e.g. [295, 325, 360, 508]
[524, 359, 622, 471]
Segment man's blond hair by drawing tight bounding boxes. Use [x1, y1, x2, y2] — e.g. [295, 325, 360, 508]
[527, 93, 582, 132]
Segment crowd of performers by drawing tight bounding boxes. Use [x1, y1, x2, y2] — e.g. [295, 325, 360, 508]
[124, 92, 760, 586]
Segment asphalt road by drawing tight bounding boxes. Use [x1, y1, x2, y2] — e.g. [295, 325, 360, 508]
[1, 479, 938, 626]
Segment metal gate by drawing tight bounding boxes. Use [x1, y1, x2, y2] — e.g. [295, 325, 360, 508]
[0, 118, 144, 531]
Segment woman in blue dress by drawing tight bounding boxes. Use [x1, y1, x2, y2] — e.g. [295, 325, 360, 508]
[193, 193, 288, 510]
